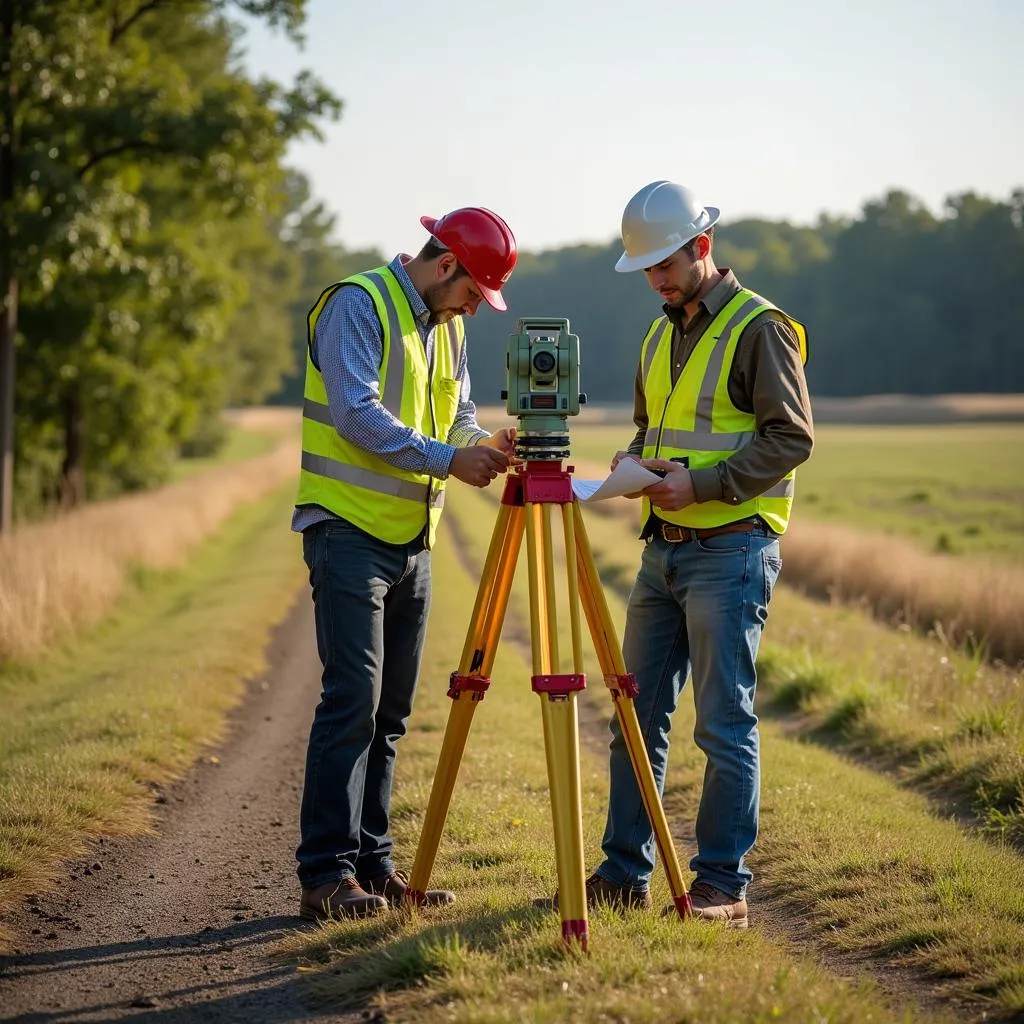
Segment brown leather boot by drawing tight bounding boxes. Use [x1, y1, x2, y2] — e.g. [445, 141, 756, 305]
[360, 869, 455, 907]
[535, 872, 652, 911]
[299, 877, 389, 921]
[666, 880, 748, 928]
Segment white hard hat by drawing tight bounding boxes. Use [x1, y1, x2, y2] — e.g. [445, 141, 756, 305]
[614, 180, 720, 273]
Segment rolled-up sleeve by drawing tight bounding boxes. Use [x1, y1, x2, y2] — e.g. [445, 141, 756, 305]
[445, 339, 490, 450]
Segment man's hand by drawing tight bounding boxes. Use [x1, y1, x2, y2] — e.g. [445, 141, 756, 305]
[449, 445, 510, 488]
[610, 451, 647, 498]
[640, 458, 697, 511]
[610, 450, 637, 472]
[479, 427, 517, 457]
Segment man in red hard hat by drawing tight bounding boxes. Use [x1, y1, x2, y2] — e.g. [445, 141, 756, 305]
[293, 206, 519, 921]
[418, 207, 517, 313]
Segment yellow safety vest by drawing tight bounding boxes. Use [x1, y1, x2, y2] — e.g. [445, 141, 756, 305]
[640, 288, 809, 535]
[295, 265, 464, 548]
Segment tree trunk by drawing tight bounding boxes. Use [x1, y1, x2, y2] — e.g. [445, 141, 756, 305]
[0, 276, 16, 531]
[59, 390, 85, 509]
[0, 0, 16, 533]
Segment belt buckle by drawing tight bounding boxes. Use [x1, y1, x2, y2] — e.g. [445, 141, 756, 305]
[661, 525, 690, 544]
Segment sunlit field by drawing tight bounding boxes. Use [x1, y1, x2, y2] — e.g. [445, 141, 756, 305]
[554, 413, 1024, 562]
[3, 404, 1023, 1020]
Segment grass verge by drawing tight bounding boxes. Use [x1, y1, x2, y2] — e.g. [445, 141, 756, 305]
[0, 483, 305, 947]
[753, 599, 1024, 846]
[576, 497, 1024, 1019]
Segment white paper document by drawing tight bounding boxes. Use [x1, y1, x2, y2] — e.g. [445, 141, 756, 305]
[571, 459, 663, 502]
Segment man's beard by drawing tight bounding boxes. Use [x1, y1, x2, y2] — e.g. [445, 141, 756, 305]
[663, 262, 705, 309]
[424, 280, 459, 326]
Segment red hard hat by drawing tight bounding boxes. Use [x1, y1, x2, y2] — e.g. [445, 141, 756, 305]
[419, 207, 517, 311]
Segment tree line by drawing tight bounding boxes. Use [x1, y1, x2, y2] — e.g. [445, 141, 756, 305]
[449, 188, 1024, 412]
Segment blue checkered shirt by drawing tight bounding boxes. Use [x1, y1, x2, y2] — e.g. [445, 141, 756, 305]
[292, 254, 490, 533]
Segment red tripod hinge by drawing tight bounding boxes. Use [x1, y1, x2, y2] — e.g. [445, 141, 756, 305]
[447, 673, 491, 700]
[605, 672, 639, 698]
[531, 673, 586, 695]
[522, 472, 573, 504]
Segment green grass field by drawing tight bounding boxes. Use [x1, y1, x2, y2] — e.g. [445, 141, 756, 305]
[5, 417, 1024, 1020]
[564, 418, 1024, 560]
[788, 424, 1024, 559]
[284, 484, 1024, 1021]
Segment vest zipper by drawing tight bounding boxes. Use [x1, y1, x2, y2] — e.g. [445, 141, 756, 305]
[425, 327, 439, 543]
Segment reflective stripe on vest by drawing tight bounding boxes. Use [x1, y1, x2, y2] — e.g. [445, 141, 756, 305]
[300, 451, 446, 507]
[296, 266, 462, 546]
[639, 288, 808, 534]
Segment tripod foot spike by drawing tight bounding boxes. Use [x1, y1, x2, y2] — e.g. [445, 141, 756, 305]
[404, 888, 427, 908]
[561, 919, 589, 950]
[671, 892, 693, 919]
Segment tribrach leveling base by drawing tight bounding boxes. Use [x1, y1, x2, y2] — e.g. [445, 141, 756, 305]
[404, 458, 691, 950]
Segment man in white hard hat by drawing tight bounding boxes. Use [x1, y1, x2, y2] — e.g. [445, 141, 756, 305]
[583, 181, 813, 927]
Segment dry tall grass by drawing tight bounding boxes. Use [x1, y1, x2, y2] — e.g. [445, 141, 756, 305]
[0, 434, 298, 662]
[781, 517, 1024, 665]
[566, 452, 1024, 667]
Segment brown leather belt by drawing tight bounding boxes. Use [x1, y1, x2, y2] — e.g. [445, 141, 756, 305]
[654, 518, 762, 544]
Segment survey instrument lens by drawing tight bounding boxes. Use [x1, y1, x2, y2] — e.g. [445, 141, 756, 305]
[532, 350, 556, 375]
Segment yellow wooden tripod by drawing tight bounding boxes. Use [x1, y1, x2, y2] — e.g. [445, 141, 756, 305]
[404, 460, 691, 949]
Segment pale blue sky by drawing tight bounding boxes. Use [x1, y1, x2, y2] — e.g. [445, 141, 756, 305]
[238, 0, 1024, 256]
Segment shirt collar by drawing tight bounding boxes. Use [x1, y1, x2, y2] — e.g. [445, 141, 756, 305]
[388, 254, 430, 327]
[664, 268, 741, 329]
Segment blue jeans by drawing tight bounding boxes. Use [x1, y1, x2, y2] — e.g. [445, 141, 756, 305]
[596, 525, 782, 899]
[297, 518, 431, 889]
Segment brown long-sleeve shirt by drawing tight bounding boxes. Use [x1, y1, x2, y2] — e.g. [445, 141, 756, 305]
[628, 268, 814, 519]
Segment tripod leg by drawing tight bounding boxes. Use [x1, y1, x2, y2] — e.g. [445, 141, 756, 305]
[571, 502, 692, 919]
[405, 501, 525, 906]
[560, 502, 586, 674]
[527, 502, 589, 949]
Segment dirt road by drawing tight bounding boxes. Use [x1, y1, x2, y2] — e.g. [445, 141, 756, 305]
[0, 592, 361, 1023]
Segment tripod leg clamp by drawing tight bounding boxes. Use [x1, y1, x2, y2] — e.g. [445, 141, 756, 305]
[448, 672, 491, 700]
[531, 673, 586, 695]
[604, 672, 639, 699]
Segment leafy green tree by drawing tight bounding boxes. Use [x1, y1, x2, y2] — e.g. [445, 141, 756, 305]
[271, 171, 382, 407]
[2, 0, 339, 517]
